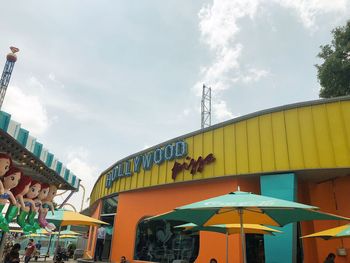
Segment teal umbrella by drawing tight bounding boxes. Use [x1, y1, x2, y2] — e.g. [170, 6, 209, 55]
[148, 189, 349, 263]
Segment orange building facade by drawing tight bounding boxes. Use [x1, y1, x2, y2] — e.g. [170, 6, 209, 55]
[87, 96, 350, 263]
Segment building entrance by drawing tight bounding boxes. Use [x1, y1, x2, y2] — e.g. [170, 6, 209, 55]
[99, 195, 118, 260]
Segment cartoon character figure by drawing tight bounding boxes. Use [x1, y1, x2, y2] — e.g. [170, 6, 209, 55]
[0, 167, 21, 231]
[10, 175, 33, 233]
[31, 183, 50, 232]
[38, 184, 57, 231]
[24, 181, 41, 232]
[0, 153, 12, 194]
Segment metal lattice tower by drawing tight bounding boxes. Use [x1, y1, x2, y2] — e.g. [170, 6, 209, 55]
[201, 84, 211, 129]
[0, 47, 19, 110]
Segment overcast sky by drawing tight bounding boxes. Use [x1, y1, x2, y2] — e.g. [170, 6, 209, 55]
[1, 0, 349, 210]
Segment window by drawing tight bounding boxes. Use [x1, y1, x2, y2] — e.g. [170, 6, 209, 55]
[134, 219, 199, 263]
[101, 195, 118, 215]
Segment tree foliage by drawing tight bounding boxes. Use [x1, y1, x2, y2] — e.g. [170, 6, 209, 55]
[316, 21, 350, 98]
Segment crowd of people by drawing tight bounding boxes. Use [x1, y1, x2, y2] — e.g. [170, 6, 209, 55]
[3, 239, 36, 263]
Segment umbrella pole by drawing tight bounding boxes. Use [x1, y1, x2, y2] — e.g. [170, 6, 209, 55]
[239, 208, 247, 263]
[54, 225, 62, 261]
[226, 232, 228, 263]
[47, 234, 53, 256]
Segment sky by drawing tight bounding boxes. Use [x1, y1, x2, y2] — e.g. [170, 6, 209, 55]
[0, 0, 349, 210]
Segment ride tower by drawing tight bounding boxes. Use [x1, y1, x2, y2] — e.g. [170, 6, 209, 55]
[0, 46, 19, 109]
[201, 84, 211, 129]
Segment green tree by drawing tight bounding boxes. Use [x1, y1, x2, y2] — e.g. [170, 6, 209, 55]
[316, 21, 350, 98]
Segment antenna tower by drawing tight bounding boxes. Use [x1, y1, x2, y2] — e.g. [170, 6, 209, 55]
[201, 84, 211, 129]
[0, 47, 19, 110]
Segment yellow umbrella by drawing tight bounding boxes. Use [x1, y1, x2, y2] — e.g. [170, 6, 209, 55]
[178, 223, 282, 235]
[46, 209, 108, 227]
[59, 234, 78, 239]
[302, 224, 350, 240]
[176, 223, 281, 263]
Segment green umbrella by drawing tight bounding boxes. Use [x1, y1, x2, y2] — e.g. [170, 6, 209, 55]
[148, 189, 349, 263]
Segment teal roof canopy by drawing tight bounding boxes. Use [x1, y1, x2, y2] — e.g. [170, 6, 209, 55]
[0, 111, 80, 190]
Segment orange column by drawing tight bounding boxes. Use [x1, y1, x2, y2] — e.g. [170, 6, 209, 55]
[85, 201, 102, 259]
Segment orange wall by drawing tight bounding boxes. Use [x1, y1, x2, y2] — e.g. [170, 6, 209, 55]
[105, 175, 350, 263]
[300, 177, 350, 263]
[110, 177, 260, 263]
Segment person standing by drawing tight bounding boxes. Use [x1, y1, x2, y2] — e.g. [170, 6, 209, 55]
[4, 243, 21, 263]
[324, 253, 336, 263]
[94, 225, 106, 261]
[24, 239, 36, 263]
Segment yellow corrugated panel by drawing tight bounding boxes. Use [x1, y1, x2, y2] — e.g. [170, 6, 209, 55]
[327, 103, 349, 166]
[183, 137, 194, 182]
[213, 127, 225, 177]
[150, 163, 159, 186]
[247, 118, 262, 173]
[223, 124, 237, 175]
[124, 172, 132, 190]
[259, 114, 275, 172]
[99, 179, 102, 197]
[271, 111, 289, 170]
[236, 121, 249, 174]
[202, 131, 214, 178]
[101, 176, 106, 197]
[340, 101, 350, 160]
[284, 109, 304, 169]
[299, 107, 320, 168]
[311, 104, 335, 167]
[137, 167, 145, 188]
[158, 159, 167, 185]
[113, 175, 120, 192]
[119, 176, 126, 192]
[193, 133, 203, 180]
[130, 161, 138, 190]
[143, 167, 152, 188]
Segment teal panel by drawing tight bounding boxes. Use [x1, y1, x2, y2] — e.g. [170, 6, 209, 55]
[45, 153, 54, 167]
[71, 175, 76, 186]
[56, 161, 62, 174]
[0, 111, 11, 131]
[260, 173, 297, 263]
[64, 169, 70, 180]
[17, 128, 29, 146]
[33, 142, 43, 157]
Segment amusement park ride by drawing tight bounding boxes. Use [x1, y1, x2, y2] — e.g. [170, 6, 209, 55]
[0, 47, 87, 212]
[0, 46, 19, 110]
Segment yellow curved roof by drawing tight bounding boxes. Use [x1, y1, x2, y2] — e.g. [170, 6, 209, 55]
[91, 96, 350, 204]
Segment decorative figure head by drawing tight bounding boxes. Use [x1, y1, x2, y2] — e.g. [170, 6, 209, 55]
[11, 175, 32, 197]
[3, 167, 22, 190]
[37, 183, 50, 201]
[0, 153, 12, 177]
[45, 184, 58, 202]
[25, 181, 41, 199]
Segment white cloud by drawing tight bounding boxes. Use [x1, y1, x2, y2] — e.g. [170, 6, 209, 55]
[213, 100, 236, 121]
[2, 85, 50, 136]
[198, 0, 258, 50]
[275, 0, 347, 28]
[48, 73, 56, 81]
[241, 68, 270, 83]
[58, 148, 99, 211]
[194, 0, 346, 124]
[195, 0, 260, 124]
